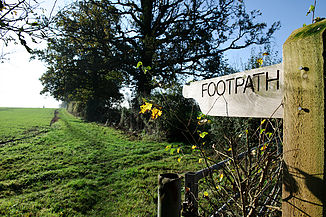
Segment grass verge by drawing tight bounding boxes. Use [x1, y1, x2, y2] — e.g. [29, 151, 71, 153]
[0, 108, 200, 216]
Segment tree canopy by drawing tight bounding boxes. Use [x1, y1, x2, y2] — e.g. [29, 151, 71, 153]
[36, 0, 280, 121]
[90, 0, 280, 97]
[35, 2, 124, 121]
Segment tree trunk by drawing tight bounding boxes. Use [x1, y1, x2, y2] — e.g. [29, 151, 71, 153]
[137, 0, 155, 98]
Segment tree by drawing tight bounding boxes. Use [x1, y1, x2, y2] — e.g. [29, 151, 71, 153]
[0, 0, 47, 59]
[244, 44, 282, 70]
[35, 2, 124, 121]
[90, 0, 280, 98]
[36, 0, 280, 124]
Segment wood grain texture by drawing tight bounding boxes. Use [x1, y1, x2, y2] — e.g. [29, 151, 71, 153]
[282, 20, 326, 217]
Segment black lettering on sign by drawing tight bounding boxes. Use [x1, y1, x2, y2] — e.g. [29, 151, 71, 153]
[253, 72, 264, 91]
[226, 78, 234, 94]
[243, 75, 254, 93]
[202, 83, 208, 97]
[208, 82, 216, 96]
[216, 80, 226, 96]
[235, 77, 244, 94]
[200, 69, 280, 98]
[266, 70, 279, 91]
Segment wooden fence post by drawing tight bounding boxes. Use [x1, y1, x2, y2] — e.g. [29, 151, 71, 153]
[184, 172, 199, 216]
[283, 20, 326, 216]
[158, 173, 181, 217]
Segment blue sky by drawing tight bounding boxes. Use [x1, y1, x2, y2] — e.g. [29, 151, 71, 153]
[227, 0, 326, 67]
[0, 0, 325, 108]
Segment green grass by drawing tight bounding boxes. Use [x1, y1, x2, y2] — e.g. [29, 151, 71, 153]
[0, 108, 55, 142]
[0, 108, 200, 216]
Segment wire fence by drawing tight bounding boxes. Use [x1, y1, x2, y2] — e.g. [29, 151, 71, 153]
[182, 143, 282, 216]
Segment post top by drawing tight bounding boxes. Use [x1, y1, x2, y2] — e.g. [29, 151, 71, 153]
[285, 19, 326, 43]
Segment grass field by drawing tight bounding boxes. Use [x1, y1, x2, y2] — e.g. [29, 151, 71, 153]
[0, 108, 200, 216]
[0, 108, 55, 143]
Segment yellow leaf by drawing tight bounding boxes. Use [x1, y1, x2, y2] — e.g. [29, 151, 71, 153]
[227, 147, 232, 152]
[139, 102, 152, 114]
[199, 158, 203, 163]
[219, 173, 224, 182]
[192, 145, 196, 150]
[177, 148, 180, 153]
[151, 107, 162, 119]
[136, 61, 143, 68]
[198, 119, 209, 125]
[177, 157, 181, 163]
[204, 191, 209, 197]
[199, 132, 208, 138]
[262, 52, 269, 56]
[260, 119, 266, 125]
[145, 66, 151, 71]
[260, 144, 268, 151]
[257, 58, 263, 66]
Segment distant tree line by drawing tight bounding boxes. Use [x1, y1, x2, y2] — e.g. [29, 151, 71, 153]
[34, 0, 280, 141]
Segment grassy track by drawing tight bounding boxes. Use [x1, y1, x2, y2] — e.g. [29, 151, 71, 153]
[0, 108, 199, 216]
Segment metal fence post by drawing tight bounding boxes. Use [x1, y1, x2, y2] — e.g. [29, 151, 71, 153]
[183, 172, 198, 216]
[158, 173, 181, 217]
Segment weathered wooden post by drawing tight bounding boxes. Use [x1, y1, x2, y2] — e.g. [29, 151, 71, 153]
[158, 173, 181, 217]
[183, 172, 199, 216]
[282, 20, 326, 216]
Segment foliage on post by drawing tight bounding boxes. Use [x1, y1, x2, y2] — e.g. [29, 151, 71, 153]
[158, 173, 181, 217]
[282, 20, 326, 216]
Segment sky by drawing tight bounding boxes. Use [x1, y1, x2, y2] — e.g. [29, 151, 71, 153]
[0, 0, 70, 108]
[0, 0, 325, 108]
[227, 0, 326, 67]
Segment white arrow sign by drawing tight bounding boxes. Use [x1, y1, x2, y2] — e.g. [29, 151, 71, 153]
[183, 64, 283, 118]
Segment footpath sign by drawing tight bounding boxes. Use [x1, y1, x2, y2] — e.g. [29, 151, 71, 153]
[182, 63, 283, 118]
[180, 20, 326, 217]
